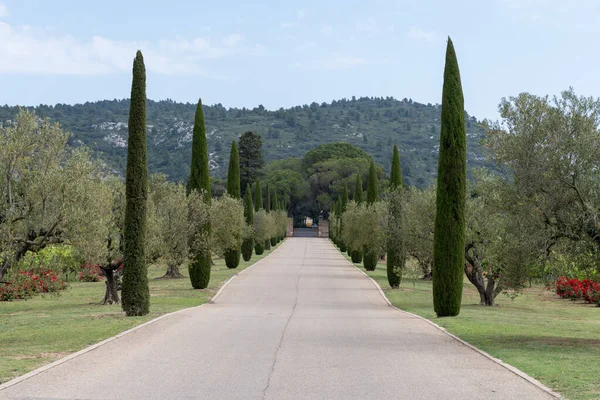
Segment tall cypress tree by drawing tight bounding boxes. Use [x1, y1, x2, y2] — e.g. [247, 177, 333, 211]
[254, 179, 262, 212]
[225, 140, 241, 268]
[188, 98, 212, 289]
[242, 184, 254, 261]
[270, 191, 278, 246]
[338, 183, 349, 252]
[433, 38, 467, 317]
[239, 131, 264, 195]
[341, 183, 349, 211]
[264, 183, 271, 250]
[366, 161, 379, 205]
[387, 145, 404, 288]
[122, 50, 150, 316]
[354, 173, 363, 205]
[254, 180, 265, 255]
[350, 173, 364, 262]
[364, 160, 379, 271]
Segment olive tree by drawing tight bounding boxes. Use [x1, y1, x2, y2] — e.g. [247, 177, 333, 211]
[209, 195, 247, 259]
[341, 201, 387, 271]
[253, 210, 274, 251]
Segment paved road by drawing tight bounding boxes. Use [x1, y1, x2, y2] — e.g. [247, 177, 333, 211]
[1, 238, 555, 400]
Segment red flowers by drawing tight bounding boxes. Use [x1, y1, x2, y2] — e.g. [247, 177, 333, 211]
[78, 264, 104, 282]
[0, 268, 67, 301]
[552, 276, 600, 306]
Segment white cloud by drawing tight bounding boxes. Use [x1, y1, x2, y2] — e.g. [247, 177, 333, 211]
[0, 3, 8, 18]
[407, 26, 438, 44]
[321, 25, 333, 36]
[296, 9, 305, 20]
[280, 22, 298, 29]
[0, 21, 258, 75]
[223, 33, 243, 47]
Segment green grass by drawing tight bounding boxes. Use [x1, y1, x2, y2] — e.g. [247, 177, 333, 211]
[343, 254, 600, 400]
[0, 243, 282, 384]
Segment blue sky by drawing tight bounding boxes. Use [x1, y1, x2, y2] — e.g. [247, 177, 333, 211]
[0, 0, 598, 120]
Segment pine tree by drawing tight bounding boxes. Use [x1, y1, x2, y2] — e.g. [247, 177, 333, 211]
[122, 50, 150, 316]
[387, 144, 404, 288]
[364, 160, 379, 271]
[433, 38, 467, 317]
[239, 132, 264, 195]
[225, 140, 241, 269]
[188, 98, 212, 289]
[242, 184, 254, 261]
[341, 183, 349, 211]
[254, 180, 265, 255]
[354, 173, 363, 205]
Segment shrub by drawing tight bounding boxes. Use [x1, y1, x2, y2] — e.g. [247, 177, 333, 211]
[0, 269, 67, 301]
[553, 276, 600, 306]
[78, 264, 104, 282]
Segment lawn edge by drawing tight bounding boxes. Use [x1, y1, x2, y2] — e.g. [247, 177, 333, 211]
[330, 241, 563, 400]
[0, 240, 286, 392]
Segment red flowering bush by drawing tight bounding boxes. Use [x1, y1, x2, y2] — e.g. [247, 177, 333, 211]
[78, 264, 104, 282]
[552, 276, 600, 306]
[0, 269, 67, 301]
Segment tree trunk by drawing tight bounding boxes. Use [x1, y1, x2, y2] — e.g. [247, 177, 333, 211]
[99, 266, 120, 305]
[464, 263, 496, 306]
[161, 263, 183, 279]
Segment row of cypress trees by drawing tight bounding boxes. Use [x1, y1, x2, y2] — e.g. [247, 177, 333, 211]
[330, 37, 466, 317]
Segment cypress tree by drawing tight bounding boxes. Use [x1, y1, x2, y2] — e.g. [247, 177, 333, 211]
[338, 184, 349, 252]
[341, 183, 349, 211]
[254, 180, 266, 255]
[270, 191, 278, 246]
[354, 173, 363, 205]
[366, 160, 379, 205]
[226, 140, 241, 198]
[254, 179, 262, 212]
[387, 144, 404, 288]
[242, 184, 254, 261]
[225, 140, 241, 269]
[265, 183, 271, 250]
[188, 98, 212, 289]
[433, 38, 467, 317]
[350, 173, 364, 263]
[122, 50, 150, 316]
[364, 160, 379, 271]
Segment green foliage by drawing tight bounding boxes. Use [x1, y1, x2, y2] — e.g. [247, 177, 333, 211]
[303, 142, 371, 170]
[254, 210, 275, 245]
[238, 131, 264, 195]
[188, 99, 211, 203]
[226, 140, 241, 199]
[354, 173, 363, 204]
[188, 98, 212, 289]
[242, 184, 254, 261]
[209, 195, 246, 264]
[389, 144, 402, 189]
[254, 179, 262, 212]
[0, 97, 488, 187]
[342, 201, 387, 271]
[266, 183, 271, 212]
[341, 183, 349, 212]
[122, 51, 150, 317]
[366, 160, 379, 205]
[433, 38, 467, 317]
[387, 145, 404, 288]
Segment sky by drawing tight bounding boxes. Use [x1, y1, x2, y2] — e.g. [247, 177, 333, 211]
[0, 0, 599, 121]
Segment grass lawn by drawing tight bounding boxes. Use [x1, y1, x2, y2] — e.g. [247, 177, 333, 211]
[0, 242, 283, 384]
[342, 253, 600, 400]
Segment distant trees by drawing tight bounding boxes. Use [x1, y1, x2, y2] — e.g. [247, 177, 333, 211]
[238, 131, 263, 195]
[209, 195, 246, 262]
[432, 38, 467, 317]
[225, 140, 241, 269]
[122, 51, 150, 317]
[188, 99, 212, 289]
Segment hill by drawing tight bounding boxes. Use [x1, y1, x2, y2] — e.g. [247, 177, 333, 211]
[0, 96, 489, 187]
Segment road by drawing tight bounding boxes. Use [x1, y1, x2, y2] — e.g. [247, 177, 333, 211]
[0, 238, 555, 399]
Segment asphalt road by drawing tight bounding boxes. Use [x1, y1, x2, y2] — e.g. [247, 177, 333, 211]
[0, 238, 555, 400]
